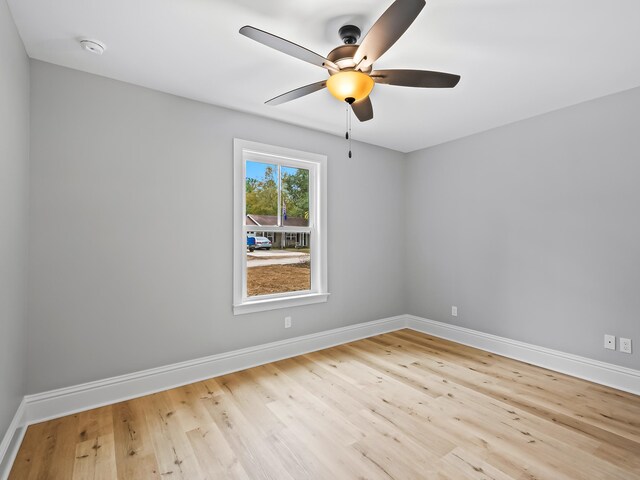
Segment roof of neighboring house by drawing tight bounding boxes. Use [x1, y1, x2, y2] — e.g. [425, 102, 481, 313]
[246, 214, 308, 227]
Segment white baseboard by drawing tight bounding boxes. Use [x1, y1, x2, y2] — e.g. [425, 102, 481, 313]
[22, 315, 407, 425]
[406, 315, 640, 396]
[0, 399, 25, 480]
[3, 313, 637, 476]
[15, 314, 640, 426]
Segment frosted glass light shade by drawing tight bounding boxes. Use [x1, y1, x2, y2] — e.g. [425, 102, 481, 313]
[326, 71, 374, 102]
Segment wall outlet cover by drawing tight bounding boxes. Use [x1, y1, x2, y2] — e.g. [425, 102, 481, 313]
[604, 334, 615, 350]
[620, 338, 632, 354]
[451, 306, 458, 317]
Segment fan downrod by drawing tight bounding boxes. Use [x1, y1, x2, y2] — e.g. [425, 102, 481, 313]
[339, 25, 361, 45]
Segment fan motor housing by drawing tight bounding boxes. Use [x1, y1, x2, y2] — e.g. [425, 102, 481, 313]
[327, 44, 372, 73]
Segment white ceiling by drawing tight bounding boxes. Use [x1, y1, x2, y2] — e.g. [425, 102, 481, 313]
[8, 0, 640, 152]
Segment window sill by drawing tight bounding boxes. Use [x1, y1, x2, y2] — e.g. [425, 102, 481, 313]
[233, 292, 330, 315]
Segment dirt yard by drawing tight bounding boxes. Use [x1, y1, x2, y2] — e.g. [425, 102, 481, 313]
[247, 263, 310, 297]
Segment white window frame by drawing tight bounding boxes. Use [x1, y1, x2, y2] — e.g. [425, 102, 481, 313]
[233, 138, 329, 315]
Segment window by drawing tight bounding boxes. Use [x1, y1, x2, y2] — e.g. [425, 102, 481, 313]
[233, 139, 328, 314]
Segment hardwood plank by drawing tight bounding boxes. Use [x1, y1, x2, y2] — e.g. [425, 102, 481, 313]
[200, 384, 297, 480]
[72, 434, 116, 480]
[9, 421, 52, 479]
[111, 399, 161, 479]
[9, 330, 640, 479]
[143, 391, 202, 479]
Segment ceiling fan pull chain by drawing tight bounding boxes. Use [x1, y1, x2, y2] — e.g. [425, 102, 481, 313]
[349, 108, 352, 158]
[343, 97, 356, 158]
[345, 104, 352, 158]
[345, 104, 349, 140]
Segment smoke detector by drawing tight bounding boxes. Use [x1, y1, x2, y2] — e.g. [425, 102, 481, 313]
[79, 39, 106, 55]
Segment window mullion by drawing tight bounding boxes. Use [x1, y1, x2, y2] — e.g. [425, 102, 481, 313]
[277, 164, 282, 228]
[244, 226, 311, 234]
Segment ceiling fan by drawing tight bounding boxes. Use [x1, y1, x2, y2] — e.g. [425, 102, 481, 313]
[239, 0, 460, 122]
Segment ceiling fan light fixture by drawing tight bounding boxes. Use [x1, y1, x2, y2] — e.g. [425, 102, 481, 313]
[326, 71, 374, 103]
[239, 0, 459, 124]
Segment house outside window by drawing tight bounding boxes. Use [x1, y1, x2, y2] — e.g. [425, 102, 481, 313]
[233, 139, 328, 314]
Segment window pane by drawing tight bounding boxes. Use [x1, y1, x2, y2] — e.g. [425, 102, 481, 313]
[245, 161, 278, 226]
[247, 232, 311, 297]
[281, 166, 309, 227]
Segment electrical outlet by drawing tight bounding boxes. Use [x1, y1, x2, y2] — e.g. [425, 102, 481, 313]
[620, 338, 632, 354]
[284, 316, 292, 329]
[604, 334, 615, 350]
[451, 306, 458, 317]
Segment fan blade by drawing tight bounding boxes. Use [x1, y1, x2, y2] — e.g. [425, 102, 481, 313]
[351, 97, 373, 122]
[265, 81, 327, 106]
[353, 0, 425, 71]
[240, 26, 339, 72]
[371, 69, 460, 88]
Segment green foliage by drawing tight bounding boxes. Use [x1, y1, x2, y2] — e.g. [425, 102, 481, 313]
[246, 166, 277, 215]
[245, 165, 309, 220]
[282, 168, 309, 219]
[245, 177, 259, 194]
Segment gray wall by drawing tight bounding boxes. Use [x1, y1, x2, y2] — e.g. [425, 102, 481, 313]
[0, 0, 29, 438]
[24, 56, 640, 396]
[27, 60, 406, 394]
[405, 87, 640, 369]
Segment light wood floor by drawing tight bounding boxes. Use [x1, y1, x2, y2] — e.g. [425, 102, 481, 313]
[10, 330, 640, 479]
